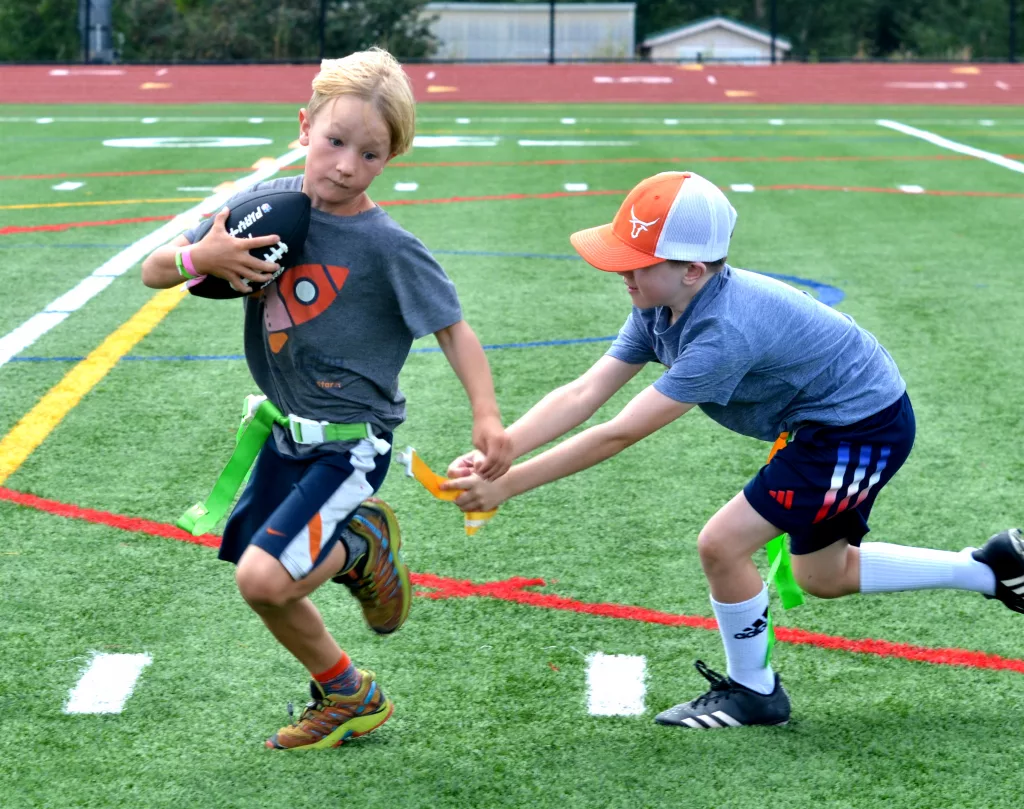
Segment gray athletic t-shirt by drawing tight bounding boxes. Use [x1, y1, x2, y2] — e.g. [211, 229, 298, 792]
[606, 265, 905, 442]
[186, 175, 462, 454]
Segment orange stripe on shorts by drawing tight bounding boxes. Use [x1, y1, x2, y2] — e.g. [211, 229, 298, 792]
[308, 513, 323, 562]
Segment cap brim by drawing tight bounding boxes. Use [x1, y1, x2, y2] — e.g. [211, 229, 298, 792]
[570, 223, 663, 272]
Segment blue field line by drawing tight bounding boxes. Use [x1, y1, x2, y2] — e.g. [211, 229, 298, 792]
[7, 243, 843, 364]
[434, 249, 581, 261]
[0, 240, 846, 304]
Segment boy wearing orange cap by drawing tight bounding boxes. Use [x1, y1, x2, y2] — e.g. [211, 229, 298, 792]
[443, 171, 1023, 729]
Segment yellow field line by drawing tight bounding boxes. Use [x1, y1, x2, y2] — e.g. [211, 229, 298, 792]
[0, 286, 185, 486]
[1, 197, 205, 211]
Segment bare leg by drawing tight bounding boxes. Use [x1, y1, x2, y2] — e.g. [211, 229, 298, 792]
[235, 541, 349, 674]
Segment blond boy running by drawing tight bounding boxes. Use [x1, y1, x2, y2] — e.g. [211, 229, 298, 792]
[142, 49, 511, 748]
[444, 171, 1022, 728]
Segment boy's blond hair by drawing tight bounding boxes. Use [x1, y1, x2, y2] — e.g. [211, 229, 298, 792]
[307, 48, 416, 157]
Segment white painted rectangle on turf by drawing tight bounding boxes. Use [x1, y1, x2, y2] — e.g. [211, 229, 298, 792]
[65, 653, 152, 714]
[560, 117, 577, 124]
[899, 184, 925, 194]
[586, 652, 646, 716]
[564, 183, 589, 192]
[52, 182, 84, 191]
[730, 183, 755, 193]
[394, 182, 419, 192]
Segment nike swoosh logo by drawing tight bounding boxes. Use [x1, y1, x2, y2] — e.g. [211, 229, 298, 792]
[266, 527, 287, 537]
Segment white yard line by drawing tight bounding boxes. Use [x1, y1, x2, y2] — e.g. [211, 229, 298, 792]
[877, 119, 1024, 175]
[2, 115, 1021, 125]
[586, 652, 646, 716]
[0, 147, 307, 368]
[518, 140, 635, 147]
[65, 653, 152, 714]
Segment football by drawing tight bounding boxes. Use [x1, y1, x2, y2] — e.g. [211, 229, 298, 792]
[185, 187, 311, 299]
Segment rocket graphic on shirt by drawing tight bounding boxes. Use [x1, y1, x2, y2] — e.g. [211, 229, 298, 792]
[261, 264, 350, 353]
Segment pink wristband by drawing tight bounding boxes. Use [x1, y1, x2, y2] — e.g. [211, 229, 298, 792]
[180, 246, 198, 278]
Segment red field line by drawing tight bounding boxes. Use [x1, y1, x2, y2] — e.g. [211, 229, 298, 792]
[8, 153, 1021, 183]
[5, 182, 1021, 237]
[0, 215, 176, 235]
[0, 487, 219, 549]
[763, 183, 1024, 199]
[3, 484, 1023, 675]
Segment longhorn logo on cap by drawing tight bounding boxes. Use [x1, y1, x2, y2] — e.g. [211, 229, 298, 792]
[628, 205, 660, 239]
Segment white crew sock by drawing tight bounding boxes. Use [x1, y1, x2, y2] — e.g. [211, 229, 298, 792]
[711, 582, 775, 695]
[859, 542, 995, 595]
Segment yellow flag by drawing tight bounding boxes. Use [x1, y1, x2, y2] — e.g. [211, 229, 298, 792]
[395, 447, 497, 535]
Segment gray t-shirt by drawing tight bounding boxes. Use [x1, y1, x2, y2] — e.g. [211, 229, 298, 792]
[606, 265, 905, 442]
[186, 175, 462, 454]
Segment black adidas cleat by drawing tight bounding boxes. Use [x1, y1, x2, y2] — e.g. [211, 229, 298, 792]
[972, 528, 1024, 614]
[654, 660, 790, 729]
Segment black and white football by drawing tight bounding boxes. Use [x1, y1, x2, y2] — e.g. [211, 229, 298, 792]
[185, 187, 311, 299]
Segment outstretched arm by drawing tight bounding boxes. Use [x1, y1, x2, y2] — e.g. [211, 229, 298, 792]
[442, 385, 694, 511]
[434, 319, 512, 479]
[447, 354, 646, 478]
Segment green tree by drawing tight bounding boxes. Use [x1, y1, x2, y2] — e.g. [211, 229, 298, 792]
[323, 0, 438, 60]
[0, 0, 79, 61]
[111, 0, 436, 62]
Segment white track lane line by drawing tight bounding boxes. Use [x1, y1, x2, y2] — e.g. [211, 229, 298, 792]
[65, 653, 153, 714]
[877, 119, 1024, 175]
[0, 147, 307, 368]
[586, 652, 646, 716]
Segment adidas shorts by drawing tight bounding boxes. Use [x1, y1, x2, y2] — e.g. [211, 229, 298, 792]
[219, 433, 392, 579]
[743, 392, 915, 555]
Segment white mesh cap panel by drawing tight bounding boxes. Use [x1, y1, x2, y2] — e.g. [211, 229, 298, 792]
[654, 173, 737, 262]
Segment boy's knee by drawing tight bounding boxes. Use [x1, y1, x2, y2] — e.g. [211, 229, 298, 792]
[236, 559, 296, 609]
[697, 527, 739, 574]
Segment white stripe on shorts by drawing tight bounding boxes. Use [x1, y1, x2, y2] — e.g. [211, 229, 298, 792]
[278, 439, 378, 580]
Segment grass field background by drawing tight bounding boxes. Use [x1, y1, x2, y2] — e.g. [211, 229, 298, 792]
[1, 102, 1023, 808]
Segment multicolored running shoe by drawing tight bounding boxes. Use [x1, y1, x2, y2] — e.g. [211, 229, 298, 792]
[265, 670, 393, 750]
[334, 498, 412, 634]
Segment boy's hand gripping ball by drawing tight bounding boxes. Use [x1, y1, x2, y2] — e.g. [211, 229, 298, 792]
[185, 188, 311, 299]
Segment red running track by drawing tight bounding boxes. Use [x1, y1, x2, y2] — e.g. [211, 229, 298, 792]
[1, 63, 1021, 105]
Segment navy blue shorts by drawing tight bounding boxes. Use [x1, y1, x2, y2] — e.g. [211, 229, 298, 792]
[743, 392, 915, 555]
[219, 434, 392, 580]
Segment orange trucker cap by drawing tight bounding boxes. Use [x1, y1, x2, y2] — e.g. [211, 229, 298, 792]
[570, 171, 738, 272]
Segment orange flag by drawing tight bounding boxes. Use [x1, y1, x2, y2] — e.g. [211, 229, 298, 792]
[395, 447, 498, 536]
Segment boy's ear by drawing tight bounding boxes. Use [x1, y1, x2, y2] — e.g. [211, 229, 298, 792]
[298, 108, 311, 147]
[683, 261, 708, 283]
